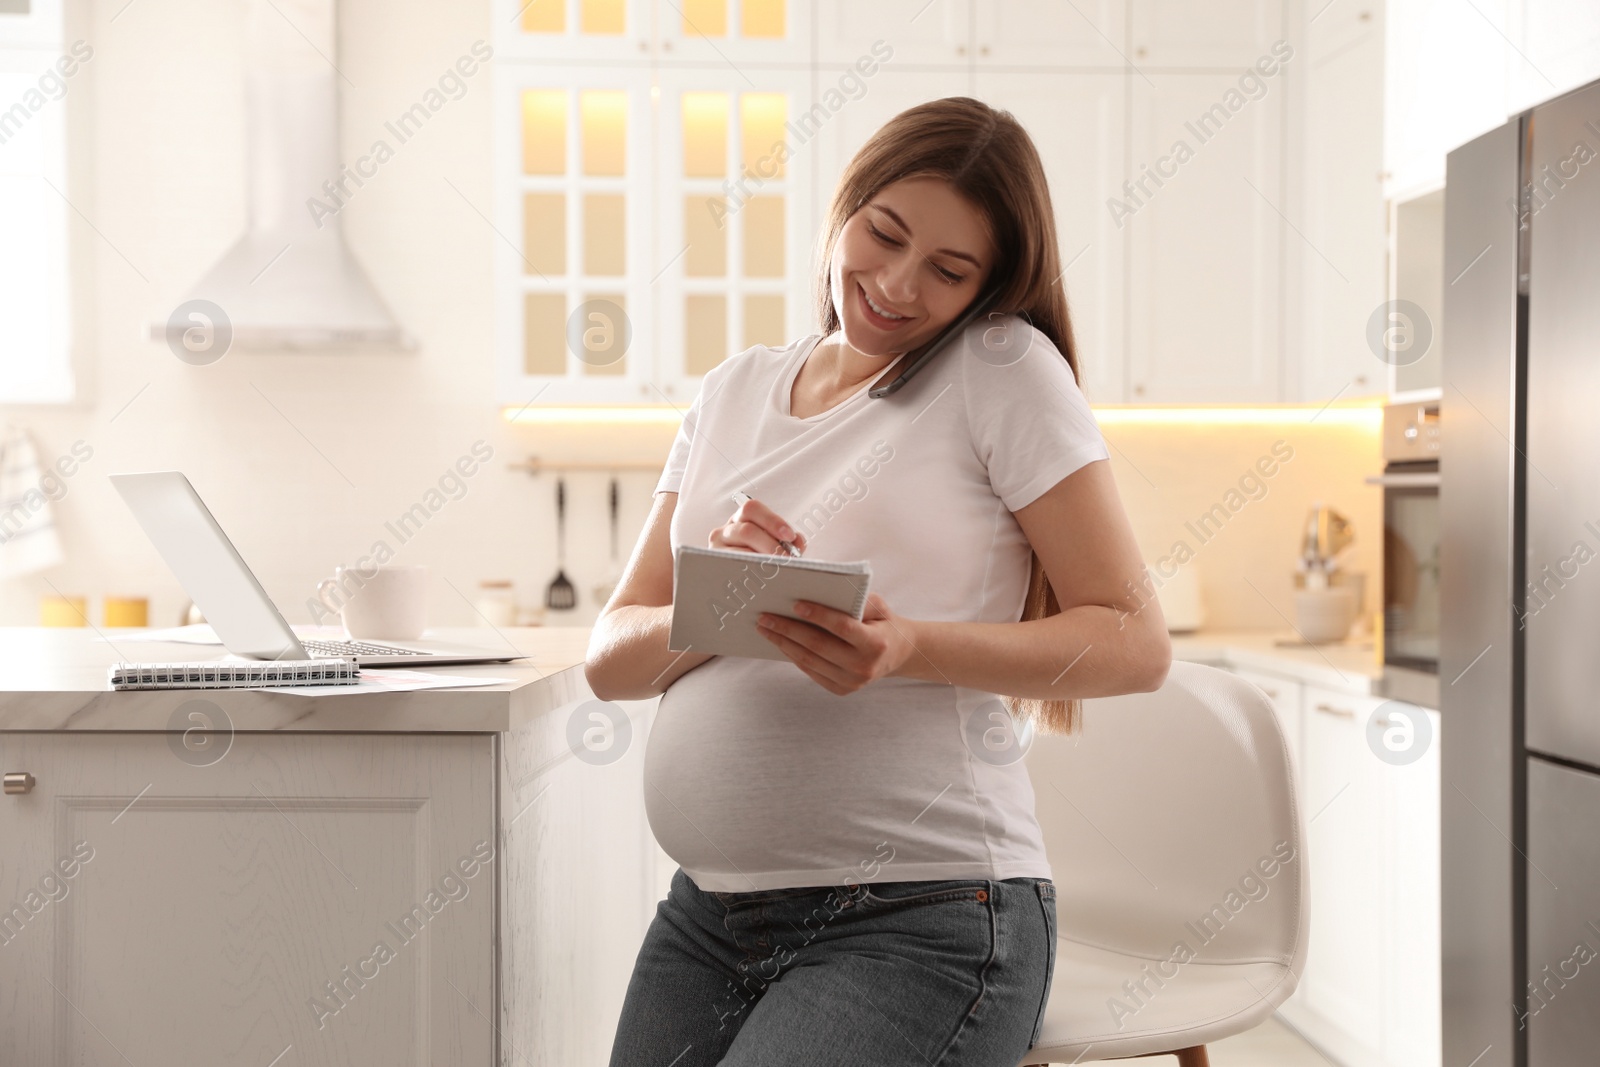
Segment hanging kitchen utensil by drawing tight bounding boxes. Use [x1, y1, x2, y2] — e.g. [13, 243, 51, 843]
[545, 476, 577, 611]
[592, 476, 622, 607]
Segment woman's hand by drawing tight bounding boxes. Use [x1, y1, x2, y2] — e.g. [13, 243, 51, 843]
[756, 592, 918, 696]
[711, 497, 809, 556]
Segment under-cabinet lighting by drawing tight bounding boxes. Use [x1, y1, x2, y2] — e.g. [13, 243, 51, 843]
[503, 403, 1385, 427]
[503, 406, 688, 425]
[1091, 404, 1384, 427]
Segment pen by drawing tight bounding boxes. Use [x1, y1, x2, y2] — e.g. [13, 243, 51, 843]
[730, 490, 802, 557]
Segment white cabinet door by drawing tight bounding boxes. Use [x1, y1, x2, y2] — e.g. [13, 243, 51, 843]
[1506, 0, 1600, 119]
[499, 690, 665, 1067]
[1379, 704, 1442, 1067]
[1127, 71, 1283, 402]
[974, 0, 1129, 68]
[1289, 684, 1386, 1062]
[1296, 0, 1387, 404]
[816, 0, 971, 66]
[0, 731, 494, 1067]
[1382, 0, 1511, 199]
[1129, 0, 1283, 67]
[973, 71, 1127, 404]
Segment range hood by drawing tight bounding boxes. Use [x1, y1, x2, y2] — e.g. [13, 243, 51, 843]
[152, 0, 408, 349]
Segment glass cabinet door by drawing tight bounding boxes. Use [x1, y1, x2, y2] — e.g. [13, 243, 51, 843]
[659, 0, 811, 66]
[497, 0, 653, 61]
[498, 67, 656, 404]
[653, 68, 815, 402]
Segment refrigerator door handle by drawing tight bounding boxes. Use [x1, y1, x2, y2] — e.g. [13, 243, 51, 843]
[1364, 472, 1442, 488]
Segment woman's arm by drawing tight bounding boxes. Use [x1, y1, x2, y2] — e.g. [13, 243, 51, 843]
[892, 459, 1171, 699]
[585, 489, 813, 701]
[584, 491, 713, 702]
[755, 459, 1171, 700]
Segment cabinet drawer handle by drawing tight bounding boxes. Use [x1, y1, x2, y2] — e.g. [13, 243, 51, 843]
[1314, 702, 1355, 718]
[1258, 686, 1280, 699]
[4, 772, 36, 795]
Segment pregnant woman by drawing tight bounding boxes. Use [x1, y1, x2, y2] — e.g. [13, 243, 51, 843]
[585, 96, 1171, 1066]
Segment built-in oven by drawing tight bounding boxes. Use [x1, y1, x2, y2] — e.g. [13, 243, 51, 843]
[1367, 400, 1441, 707]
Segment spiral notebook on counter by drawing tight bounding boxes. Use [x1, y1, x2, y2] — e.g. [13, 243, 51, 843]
[668, 544, 872, 662]
[109, 659, 359, 690]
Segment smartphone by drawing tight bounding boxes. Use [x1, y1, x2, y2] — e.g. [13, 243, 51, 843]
[867, 287, 1004, 399]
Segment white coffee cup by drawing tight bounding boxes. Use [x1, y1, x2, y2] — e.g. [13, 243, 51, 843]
[316, 564, 429, 642]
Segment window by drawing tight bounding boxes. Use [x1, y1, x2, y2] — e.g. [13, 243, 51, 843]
[0, 0, 73, 403]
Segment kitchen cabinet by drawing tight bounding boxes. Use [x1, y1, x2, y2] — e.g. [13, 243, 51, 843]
[816, 0, 969, 67]
[0, 0, 66, 48]
[1381, 0, 1600, 199]
[822, 0, 1132, 70]
[500, 690, 670, 1066]
[0, 632, 671, 1067]
[972, 0, 1129, 69]
[650, 65, 818, 405]
[1384, 0, 1600, 197]
[0, 732, 496, 1065]
[1382, 0, 1511, 199]
[1284, 683, 1387, 1064]
[494, 0, 1394, 407]
[1380, 704, 1442, 1067]
[1506, 0, 1600, 114]
[1129, 0, 1282, 67]
[494, 0, 655, 62]
[496, 65, 660, 405]
[658, 0, 813, 67]
[973, 71, 1127, 405]
[1127, 70, 1283, 403]
[495, 0, 809, 64]
[1296, 1, 1388, 404]
[1255, 682, 1442, 1067]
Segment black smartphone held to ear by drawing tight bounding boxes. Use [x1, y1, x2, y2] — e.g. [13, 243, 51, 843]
[867, 287, 1005, 399]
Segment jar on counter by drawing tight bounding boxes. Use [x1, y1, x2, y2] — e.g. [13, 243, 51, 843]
[475, 580, 517, 628]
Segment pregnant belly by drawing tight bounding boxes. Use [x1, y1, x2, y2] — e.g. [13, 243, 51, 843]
[643, 659, 984, 882]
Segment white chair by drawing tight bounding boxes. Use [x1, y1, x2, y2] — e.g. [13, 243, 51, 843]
[1020, 660, 1309, 1067]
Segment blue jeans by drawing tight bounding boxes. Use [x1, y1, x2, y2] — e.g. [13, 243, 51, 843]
[608, 867, 1058, 1066]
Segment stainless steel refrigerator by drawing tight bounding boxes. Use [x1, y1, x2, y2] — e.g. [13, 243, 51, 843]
[1443, 76, 1600, 1067]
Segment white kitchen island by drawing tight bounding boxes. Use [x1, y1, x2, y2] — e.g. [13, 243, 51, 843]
[0, 627, 665, 1067]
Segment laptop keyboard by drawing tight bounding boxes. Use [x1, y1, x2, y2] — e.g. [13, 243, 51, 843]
[300, 638, 428, 659]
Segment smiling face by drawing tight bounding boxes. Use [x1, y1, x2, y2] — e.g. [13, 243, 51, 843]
[828, 175, 997, 357]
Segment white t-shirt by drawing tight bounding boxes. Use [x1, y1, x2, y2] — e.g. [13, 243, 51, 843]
[647, 314, 1110, 892]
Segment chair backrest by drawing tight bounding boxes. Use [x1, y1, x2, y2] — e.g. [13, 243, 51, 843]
[1023, 660, 1308, 970]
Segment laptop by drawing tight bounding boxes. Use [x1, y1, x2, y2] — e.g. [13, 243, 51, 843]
[110, 471, 524, 667]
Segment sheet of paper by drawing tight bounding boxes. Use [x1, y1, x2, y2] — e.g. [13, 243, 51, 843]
[107, 624, 224, 645]
[264, 669, 516, 695]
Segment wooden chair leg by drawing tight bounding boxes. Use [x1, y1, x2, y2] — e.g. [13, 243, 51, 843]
[1127, 1047, 1210, 1067]
[1053, 1043, 1209, 1067]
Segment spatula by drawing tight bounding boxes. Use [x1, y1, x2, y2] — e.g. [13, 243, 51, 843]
[545, 476, 577, 611]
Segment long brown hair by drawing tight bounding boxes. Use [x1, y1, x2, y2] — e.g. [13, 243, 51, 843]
[814, 96, 1085, 735]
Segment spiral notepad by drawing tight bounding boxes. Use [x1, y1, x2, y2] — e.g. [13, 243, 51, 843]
[108, 659, 360, 690]
[668, 544, 872, 662]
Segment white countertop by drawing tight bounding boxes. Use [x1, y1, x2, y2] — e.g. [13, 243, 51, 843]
[0, 624, 1381, 732]
[0, 626, 595, 733]
[1170, 628, 1383, 695]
